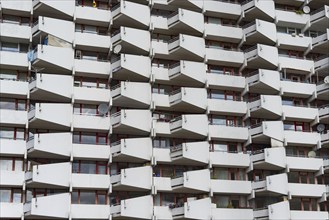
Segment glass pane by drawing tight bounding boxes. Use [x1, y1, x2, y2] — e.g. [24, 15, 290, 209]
[97, 193, 106, 204]
[13, 189, 22, 203]
[81, 133, 96, 144]
[0, 159, 13, 171]
[71, 191, 79, 204]
[0, 128, 15, 139]
[0, 99, 16, 110]
[72, 161, 79, 173]
[16, 129, 25, 140]
[80, 191, 96, 204]
[0, 189, 11, 202]
[97, 164, 107, 174]
[15, 160, 24, 171]
[80, 162, 96, 174]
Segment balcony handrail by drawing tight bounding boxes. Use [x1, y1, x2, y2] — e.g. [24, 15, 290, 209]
[314, 54, 329, 61]
[248, 96, 261, 103]
[310, 6, 324, 15]
[245, 70, 259, 77]
[318, 104, 329, 109]
[29, 105, 35, 112]
[170, 144, 183, 153]
[281, 78, 311, 84]
[249, 122, 263, 129]
[171, 173, 184, 179]
[242, 21, 256, 29]
[253, 206, 268, 211]
[111, 111, 121, 118]
[168, 36, 180, 44]
[286, 153, 322, 159]
[170, 116, 182, 123]
[0, 77, 27, 82]
[168, 10, 179, 19]
[28, 135, 35, 142]
[252, 149, 265, 155]
[111, 83, 121, 91]
[241, 0, 253, 5]
[169, 62, 180, 69]
[111, 3, 121, 12]
[111, 140, 121, 147]
[244, 45, 257, 53]
[169, 88, 182, 96]
[111, 29, 121, 37]
[32, 20, 38, 28]
[29, 76, 37, 83]
[111, 56, 121, 63]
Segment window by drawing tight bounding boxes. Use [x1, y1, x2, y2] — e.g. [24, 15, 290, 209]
[72, 190, 108, 205]
[73, 132, 108, 145]
[0, 98, 26, 111]
[72, 161, 108, 174]
[0, 189, 11, 203]
[0, 128, 26, 140]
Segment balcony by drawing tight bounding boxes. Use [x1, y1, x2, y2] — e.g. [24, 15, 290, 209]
[204, 23, 242, 43]
[167, 9, 204, 36]
[275, 9, 310, 28]
[0, 203, 23, 219]
[212, 208, 253, 220]
[111, 54, 151, 82]
[73, 113, 111, 132]
[110, 195, 153, 219]
[111, 110, 151, 135]
[242, 0, 275, 22]
[111, 166, 152, 191]
[169, 87, 207, 113]
[282, 105, 319, 122]
[111, 1, 150, 29]
[276, 32, 312, 51]
[70, 204, 110, 219]
[74, 58, 111, 78]
[310, 5, 329, 31]
[30, 45, 74, 74]
[25, 162, 70, 188]
[243, 20, 277, 45]
[24, 193, 70, 218]
[324, 159, 329, 173]
[29, 73, 72, 102]
[28, 103, 72, 130]
[244, 44, 278, 70]
[0, 79, 28, 99]
[0, 23, 31, 42]
[249, 121, 284, 144]
[208, 99, 247, 116]
[0, 170, 24, 187]
[203, 1, 241, 19]
[278, 55, 314, 74]
[210, 151, 250, 168]
[207, 73, 245, 91]
[168, 34, 205, 62]
[251, 147, 286, 170]
[290, 210, 329, 220]
[71, 173, 110, 190]
[171, 198, 212, 220]
[74, 32, 111, 52]
[253, 201, 290, 220]
[111, 27, 150, 56]
[0, 51, 28, 70]
[288, 183, 326, 198]
[317, 82, 329, 101]
[75, 5, 111, 26]
[27, 133, 71, 159]
[211, 179, 252, 195]
[167, 0, 203, 12]
[321, 132, 329, 148]
[32, 16, 74, 44]
[280, 80, 316, 98]
[248, 95, 282, 119]
[170, 141, 209, 165]
[314, 55, 329, 77]
[73, 86, 111, 104]
[168, 60, 206, 87]
[209, 125, 249, 142]
[0, 109, 27, 127]
[33, 0, 74, 20]
[312, 29, 329, 54]
[284, 130, 321, 147]
[170, 115, 208, 139]
[171, 169, 210, 193]
[0, 0, 31, 15]
[318, 104, 329, 124]
[246, 69, 280, 95]
[252, 173, 288, 196]
[111, 81, 151, 108]
[286, 155, 324, 172]
[111, 138, 152, 163]
[0, 138, 26, 157]
[206, 47, 244, 67]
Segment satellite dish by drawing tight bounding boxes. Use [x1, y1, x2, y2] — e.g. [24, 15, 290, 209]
[317, 124, 326, 132]
[308, 151, 316, 158]
[324, 76, 329, 84]
[303, 6, 310, 14]
[113, 45, 122, 54]
[98, 103, 110, 116]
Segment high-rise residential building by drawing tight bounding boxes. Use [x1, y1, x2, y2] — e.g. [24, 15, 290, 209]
[0, 0, 328, 219]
